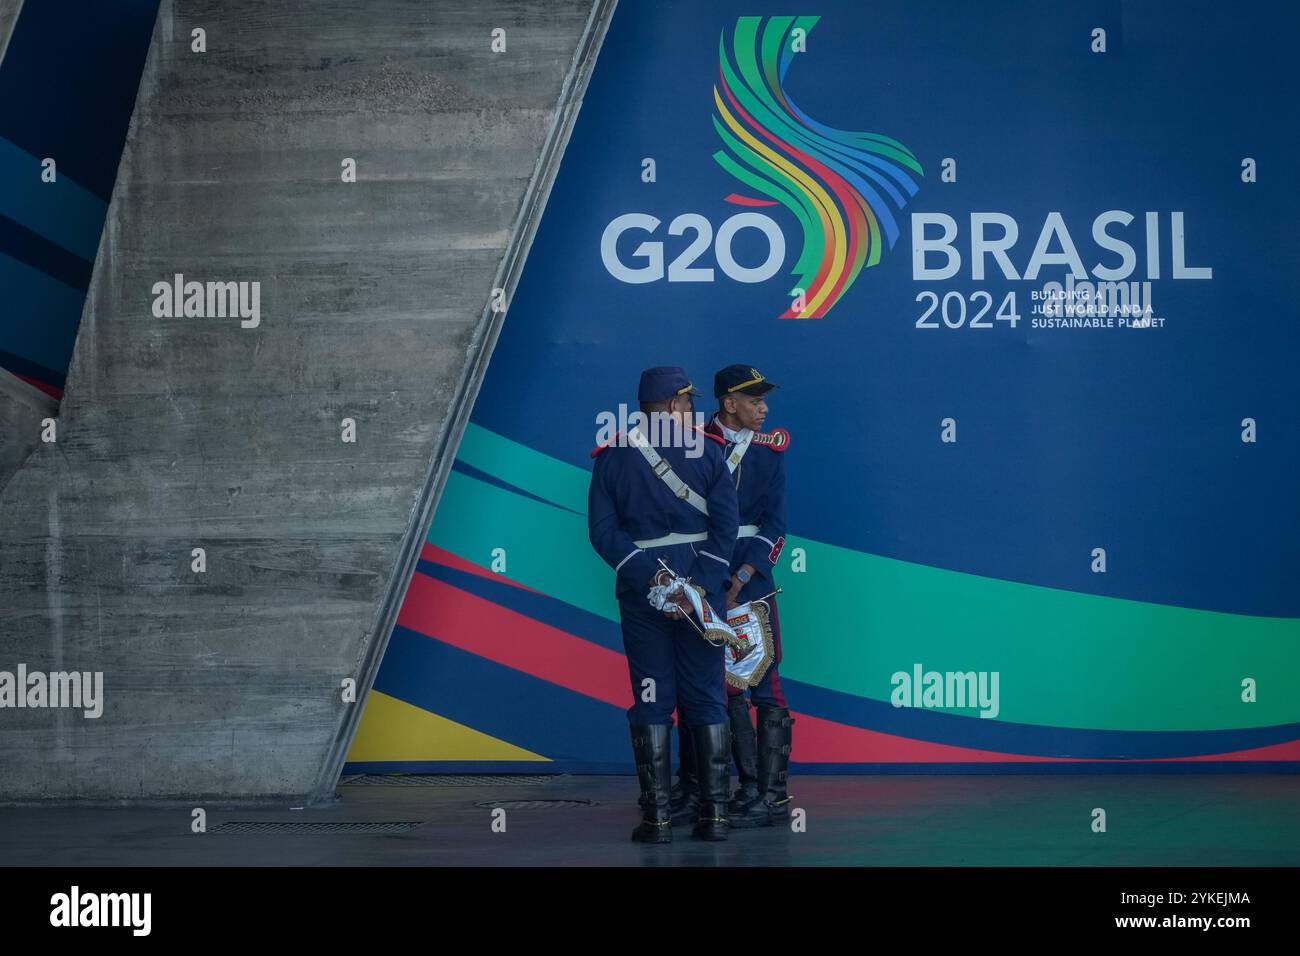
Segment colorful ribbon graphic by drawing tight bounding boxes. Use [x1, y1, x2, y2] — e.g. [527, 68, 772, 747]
[713, 16, 923, 318]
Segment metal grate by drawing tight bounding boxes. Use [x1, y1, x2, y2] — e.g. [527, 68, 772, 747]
[473, 799, 595, 810]
[210, 821, 424, 834]
[341, 774, 560, 788]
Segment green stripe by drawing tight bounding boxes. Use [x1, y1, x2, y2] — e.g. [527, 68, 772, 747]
[716, 37, 826, 288]
[777, 536, 1300, 730]
[430, 433, 1300, 732]
[430, 468, 620, 623]
[759, 16, 796, 97]
[710, 134, 822, 283]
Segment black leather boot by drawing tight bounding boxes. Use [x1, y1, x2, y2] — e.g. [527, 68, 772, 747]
[629, 724, 672, 843]
[690, 723, 731, 841]
[729, 707, 794, 828]
[727, 695, 759, 813]
[669, 721, 700, 824]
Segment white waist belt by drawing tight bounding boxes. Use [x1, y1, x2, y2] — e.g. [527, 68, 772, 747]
[633, 531, 709, 548]
[634, 525, 760, 548]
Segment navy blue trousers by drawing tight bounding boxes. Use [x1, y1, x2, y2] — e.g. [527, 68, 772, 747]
[619, 595, 727, 727]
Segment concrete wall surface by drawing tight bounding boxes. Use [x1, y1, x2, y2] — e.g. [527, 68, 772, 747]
[0, 0, 609, 802]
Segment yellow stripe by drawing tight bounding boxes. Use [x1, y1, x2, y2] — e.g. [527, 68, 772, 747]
[347, 690, 550, 762]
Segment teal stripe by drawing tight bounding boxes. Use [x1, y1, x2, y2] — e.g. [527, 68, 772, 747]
[450, 423, 592, 517]
[0, 135, 105, 261]
[432, 428, 1300, 731]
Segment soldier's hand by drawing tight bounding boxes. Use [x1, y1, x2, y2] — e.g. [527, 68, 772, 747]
[666, 591, 692, 619]
[726, 576, 743, 606]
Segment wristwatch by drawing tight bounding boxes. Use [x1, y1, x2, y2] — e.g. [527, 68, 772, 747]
[736, 568, 751, 585]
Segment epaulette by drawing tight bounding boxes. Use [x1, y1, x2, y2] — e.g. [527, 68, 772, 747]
[752, 427, 790, 451]
[591, 431, 623, 458]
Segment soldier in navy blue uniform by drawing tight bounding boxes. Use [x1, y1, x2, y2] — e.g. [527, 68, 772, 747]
[672, 364, 794, 828]
[587, 367, 740, 842]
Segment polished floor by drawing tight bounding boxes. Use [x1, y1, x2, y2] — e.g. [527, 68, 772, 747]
[2, 774, 1298, 867]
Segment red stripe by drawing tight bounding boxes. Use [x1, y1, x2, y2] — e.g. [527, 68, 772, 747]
[419, 543, 539, 593]
[13, 374, 63, 399]
[1181, 737, 1300, 761]
[792, 713, 1082, 763]
[398, 574, 628, 707]
[724, 193, 779, 206]
[793, 714, 1300, 764]
[401, 574, 1300, 763]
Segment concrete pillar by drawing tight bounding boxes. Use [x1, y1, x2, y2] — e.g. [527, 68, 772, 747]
[0, 0, 611, 803]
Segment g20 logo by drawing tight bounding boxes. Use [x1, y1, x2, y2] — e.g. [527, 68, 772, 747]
[597, 17, 921, 317]
[600, 212, 785, 284]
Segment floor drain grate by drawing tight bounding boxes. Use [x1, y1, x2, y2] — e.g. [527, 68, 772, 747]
[210, 821, 424, 834]
[473, 799, 595, 810]
[341, 774, 561, 788]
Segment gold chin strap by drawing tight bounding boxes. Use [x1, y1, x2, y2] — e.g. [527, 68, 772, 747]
[727, 374, 764, 393]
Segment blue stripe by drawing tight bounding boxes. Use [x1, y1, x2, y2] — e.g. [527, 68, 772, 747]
[0, 253, 87, 372]
[342, 760, 1300, 776]
[0, 0, 160, 201]
[370, 624, 1300, 768]
[0, 348, 62, 390]
[397, 564, 1300, 760]
[0, 211, 94, 290]
[0, 136, 106, 261]
[779, 677, 1300, 760]
[414, 559, 625, 654]
[790, 761, 1300, 775]
[373, 624, 633, 768]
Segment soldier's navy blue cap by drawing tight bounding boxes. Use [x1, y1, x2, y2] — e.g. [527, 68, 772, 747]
[714, 364, 778, 398]
[638, 366, 702, 402]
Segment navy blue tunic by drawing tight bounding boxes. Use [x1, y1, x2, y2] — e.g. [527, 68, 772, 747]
[705, 416, 790, 709]
[588, 427, 740, 726]
[588, 429, 739, 611]
[704, 417, 788, 590]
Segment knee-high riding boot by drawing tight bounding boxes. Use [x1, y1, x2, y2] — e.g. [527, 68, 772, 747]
[669, 720, 700, 824]
[690, 723, 731, 841]
[629, 724, 672, 843]
[730, 707, 793, 828]
[727, 695, 759, 813]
